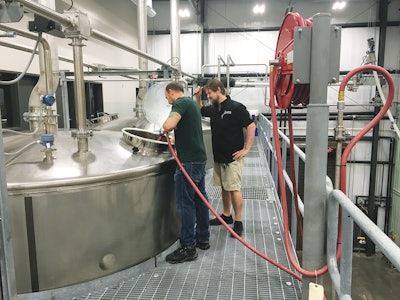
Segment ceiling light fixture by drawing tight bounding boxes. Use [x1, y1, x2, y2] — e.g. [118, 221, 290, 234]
[179, 8, 190, 18]
[332, 1, 347, 10]
[253, 4, 265, 14]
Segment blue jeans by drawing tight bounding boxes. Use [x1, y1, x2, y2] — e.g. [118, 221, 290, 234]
[174, 161, 209, 248]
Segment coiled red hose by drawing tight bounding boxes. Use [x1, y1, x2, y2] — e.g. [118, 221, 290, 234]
[269, 64, 395, 278]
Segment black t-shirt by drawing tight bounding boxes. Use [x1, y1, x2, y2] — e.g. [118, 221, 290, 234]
[201, 96, 253, 163]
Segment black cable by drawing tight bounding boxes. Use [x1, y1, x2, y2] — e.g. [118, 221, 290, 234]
[66, 0, 73, 11]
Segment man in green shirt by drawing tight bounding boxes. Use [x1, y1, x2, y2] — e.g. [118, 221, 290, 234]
[163, 81, 210, 264]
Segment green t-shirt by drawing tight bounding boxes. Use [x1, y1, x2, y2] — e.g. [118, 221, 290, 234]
[171, 97, 207, 162]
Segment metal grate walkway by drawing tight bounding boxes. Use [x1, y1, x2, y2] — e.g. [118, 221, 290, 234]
[73, 138, 302, 300]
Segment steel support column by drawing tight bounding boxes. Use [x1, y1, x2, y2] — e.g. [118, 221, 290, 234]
[136, 0, 148, 118]
[366, 0, 389, 255]
[301, 13, 331, 299]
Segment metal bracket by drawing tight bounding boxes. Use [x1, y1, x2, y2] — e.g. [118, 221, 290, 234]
[63, 10, 91, 40]
[71, 130, 93, 139]
[293, 25, 341, 84]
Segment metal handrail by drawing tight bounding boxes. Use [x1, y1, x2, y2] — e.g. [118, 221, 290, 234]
[257, 113, 400, 299]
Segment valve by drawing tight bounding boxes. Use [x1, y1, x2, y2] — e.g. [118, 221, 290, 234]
[41, 94, 56, 106]
[40, 134, 54, 147]
[272, 12, 313, 109]
[40, 134, 56, 161]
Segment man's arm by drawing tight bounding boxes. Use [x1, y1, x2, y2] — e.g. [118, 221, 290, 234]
[163, 111, 181, 132]
[243, 122, 256, 152]
[232, 122, 256, 161]
[194, 86, 203, 109]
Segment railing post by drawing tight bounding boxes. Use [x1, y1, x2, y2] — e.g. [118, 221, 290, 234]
[340, 208, 354, 296]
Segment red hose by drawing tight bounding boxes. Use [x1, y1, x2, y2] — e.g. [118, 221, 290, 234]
[339, 65, 395, 193]
[288, 108, 304, 239]
[269, 65, 332, 277]
[164, 133, 302, 281]
[269, 64, 395, 278]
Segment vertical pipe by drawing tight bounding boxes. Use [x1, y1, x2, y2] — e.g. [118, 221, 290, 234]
[377, 0, 388, 68]
[170, 0, 181, 80]
[59, 71, 70, 130]
[39, 38, 57, 135]
[301, 13, 331, 299]
[271, 131, 278, 186]
[334, 98, 345, 298]
[282, 139, 287, 175]
[327, 191, 341, 295]
[290, 153, 300, 248]
[366, 106, 380, 255]
[71, 36, 89, 153]
[392, 140, 400, 247]
[217, 55, 221, 81]
[226, 59, 230, 93]
[366, 0, 389, 255]
[136, 0, 148, 117]
[43, 38, 58, 135]
[226, 55, 231, 93]
[335, 100, 345, 189]
[200, 0, 205, 67]
[385, 138, 394, 234]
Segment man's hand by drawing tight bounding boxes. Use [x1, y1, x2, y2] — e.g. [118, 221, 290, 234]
[194, 86, 202, 97]
[194, 86, 203, 109]
[232, 148, 249, 161]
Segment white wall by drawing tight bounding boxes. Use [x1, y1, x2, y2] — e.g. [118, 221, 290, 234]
[148, 24, 399, 116]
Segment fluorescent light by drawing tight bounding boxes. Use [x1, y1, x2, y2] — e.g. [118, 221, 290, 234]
[332, 1, 347, 10]
[179, 8, 190, 18]
[253, 4, 265, 14]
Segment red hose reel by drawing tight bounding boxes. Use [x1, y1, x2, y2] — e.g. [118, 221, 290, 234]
[272, 13, 313, 109]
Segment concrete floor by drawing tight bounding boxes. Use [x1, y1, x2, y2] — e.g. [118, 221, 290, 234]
[350, 252, 400, 300]
[310, 251, 400, 300]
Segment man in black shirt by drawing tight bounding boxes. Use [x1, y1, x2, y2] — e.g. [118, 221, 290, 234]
[195, 79, 256, 236]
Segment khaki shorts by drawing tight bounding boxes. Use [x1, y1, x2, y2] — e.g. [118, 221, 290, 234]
[213, 159, 244, 191]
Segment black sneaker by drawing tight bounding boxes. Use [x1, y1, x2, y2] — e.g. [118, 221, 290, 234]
[210, 214, 233, 226]
[166, 247, 198, 264]
[196, 241, 210, 250]
[231, 221, 243, 237]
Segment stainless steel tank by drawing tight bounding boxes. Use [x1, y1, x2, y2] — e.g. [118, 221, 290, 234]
[4, 130, 180, 293]
[3, 81, 213, 295]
